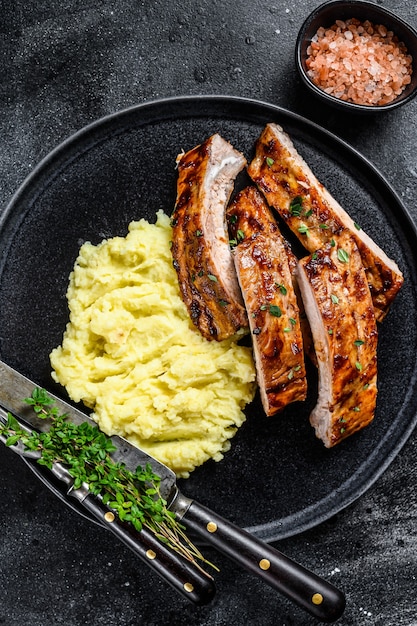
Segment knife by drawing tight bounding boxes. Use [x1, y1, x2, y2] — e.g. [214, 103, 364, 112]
[0, 360, 345, 622]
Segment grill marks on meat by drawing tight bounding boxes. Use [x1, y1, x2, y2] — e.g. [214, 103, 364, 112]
[227, 186, 307, 415]
[171, 129, 402, 445]
[247, 123, 403, 322]
[171, 134, 248, 341]
[296, 232, 378, 447]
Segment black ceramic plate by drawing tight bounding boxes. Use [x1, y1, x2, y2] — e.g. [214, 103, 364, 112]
[1, 96, 417, 542]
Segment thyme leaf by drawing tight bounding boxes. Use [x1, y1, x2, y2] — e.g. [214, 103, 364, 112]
[289, 196, 303, 217]
[337, 248, 349, 263]
[275, 282, 287, 296]
[298, 224, 309, 236]
[287, 364, 301, 380]
[269, 305, 282, 317]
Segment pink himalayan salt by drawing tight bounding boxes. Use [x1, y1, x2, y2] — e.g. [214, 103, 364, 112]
[305, 18, 413, 105]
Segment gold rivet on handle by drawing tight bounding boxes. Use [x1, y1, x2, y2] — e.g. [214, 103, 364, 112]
[259, 558, 271, 571]
[146, 550, 156, 560]
[184, 582, 194, 593]
[206, 521, 218, 533]
[104, 512, 115, 523]
[312, 593, 324, 605]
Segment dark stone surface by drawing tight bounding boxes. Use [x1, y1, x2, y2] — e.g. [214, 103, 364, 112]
[0, 2, 416, 625]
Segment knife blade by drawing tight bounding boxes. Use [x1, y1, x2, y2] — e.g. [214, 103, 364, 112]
[0, 359, 345, 622]
[0, 405, 216, 607]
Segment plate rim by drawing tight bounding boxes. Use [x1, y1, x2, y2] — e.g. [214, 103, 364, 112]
[2, 94, 417, 542]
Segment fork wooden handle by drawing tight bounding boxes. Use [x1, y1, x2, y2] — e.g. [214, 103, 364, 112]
[78, 492, 216, 606]
[178, 497, 345, 622]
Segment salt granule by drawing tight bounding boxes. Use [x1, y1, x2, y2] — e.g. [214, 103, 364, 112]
[305, 17, 413, 105]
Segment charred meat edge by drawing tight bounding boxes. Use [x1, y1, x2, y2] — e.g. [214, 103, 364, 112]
[171, 134, 248, 341]
[228, 186, 307, 415]
[296, 232, 378, 447]
[248, 123, 403, 322]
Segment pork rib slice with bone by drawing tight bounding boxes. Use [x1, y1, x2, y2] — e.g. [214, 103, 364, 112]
[247, 123, 403, 322]
[171, 134, 248, 341]
[296, 231, 378, 447]
[227, 186, 307, 415]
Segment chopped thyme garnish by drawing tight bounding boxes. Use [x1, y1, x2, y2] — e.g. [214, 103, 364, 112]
[260, 304, 282, 317]
[287, 364, 301, 380]
[269, 305, 282, 317]
[266, 157, 275, 167]
[289, 196, 303, 217]
[331, 294, 339, 304]
[283, 318, 296, 332]
[275, 283, 287, 295]
[298, 224, 309, 236]
[337, 248, 349, 263]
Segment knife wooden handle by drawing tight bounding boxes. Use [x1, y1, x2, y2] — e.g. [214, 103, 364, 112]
[179, 498, 345, 622]
[77, 493, 216, 606]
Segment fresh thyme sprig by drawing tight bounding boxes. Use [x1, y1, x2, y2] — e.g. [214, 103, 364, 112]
[0, 388, 217, 573]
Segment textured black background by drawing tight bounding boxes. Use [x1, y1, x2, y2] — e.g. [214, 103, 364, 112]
[0, 2, 416, 625]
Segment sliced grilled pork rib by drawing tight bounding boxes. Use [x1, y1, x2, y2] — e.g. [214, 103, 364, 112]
[296, 231, 378, 447]
[171, 134, 248, 341]
[248, 123, 403, 322]
[228, 183, 316, 367]
[227, 186, 307, 415]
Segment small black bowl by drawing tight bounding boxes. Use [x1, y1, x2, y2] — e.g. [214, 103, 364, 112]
[295, 0, 417, 113]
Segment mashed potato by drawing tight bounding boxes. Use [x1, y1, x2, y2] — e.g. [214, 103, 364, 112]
[50, 211, 256, 477]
